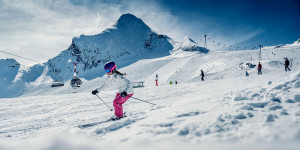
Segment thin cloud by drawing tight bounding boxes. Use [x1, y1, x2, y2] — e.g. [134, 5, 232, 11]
[0, 0, 263, 65]
[0, 0, 121, 65]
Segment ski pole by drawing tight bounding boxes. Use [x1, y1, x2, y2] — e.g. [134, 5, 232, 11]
[95, 94, 113, 111]
[131, 96, 156, 105]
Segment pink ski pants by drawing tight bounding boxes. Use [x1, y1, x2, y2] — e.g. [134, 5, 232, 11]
[113, 93, 133, 117]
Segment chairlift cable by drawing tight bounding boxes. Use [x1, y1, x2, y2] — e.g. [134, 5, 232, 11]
[0, 50, 42, 64]
[76, 77, 102, 92]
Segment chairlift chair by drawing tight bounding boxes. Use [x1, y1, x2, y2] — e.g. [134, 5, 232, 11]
[70, 77, 82, 88]
[51, 80, 64, 87]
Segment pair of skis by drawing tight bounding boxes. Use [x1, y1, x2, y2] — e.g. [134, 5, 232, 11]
[78, 94, 156, 129]
[78, 115, 126, 129]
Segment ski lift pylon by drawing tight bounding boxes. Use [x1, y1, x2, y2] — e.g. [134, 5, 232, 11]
[70, 62, 82, 88]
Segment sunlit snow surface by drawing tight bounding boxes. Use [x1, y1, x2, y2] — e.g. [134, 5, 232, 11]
[1, 47, 300, 149]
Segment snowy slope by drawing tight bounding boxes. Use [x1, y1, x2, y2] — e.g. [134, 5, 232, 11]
[22, 42, 299, 96]
[0, 46, 300, 149]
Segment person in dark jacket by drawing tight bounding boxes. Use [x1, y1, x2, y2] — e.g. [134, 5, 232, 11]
[201, 70, 204, 81]
[257, 62, 262, 75]
[245, 71, 249, 77]
[285, 58, 291, 71]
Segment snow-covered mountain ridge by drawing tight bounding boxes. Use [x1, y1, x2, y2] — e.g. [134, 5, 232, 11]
[263, 38, 300, 50]
[0, 13, 209, 98]
[171, 36, 209, 54]
[43, 13, 174, 81]
[0, 59, 23, 97]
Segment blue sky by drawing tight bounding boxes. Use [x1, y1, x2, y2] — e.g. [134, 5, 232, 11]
[0, 0, 299, 65]
[159, 0, 300, 48]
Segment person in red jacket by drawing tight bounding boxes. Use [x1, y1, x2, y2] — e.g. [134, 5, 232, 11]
[257, 62, 262, 75]
[155, 74, 158, 86]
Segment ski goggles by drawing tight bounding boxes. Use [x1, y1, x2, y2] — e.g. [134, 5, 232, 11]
[105, 65, 116, 73]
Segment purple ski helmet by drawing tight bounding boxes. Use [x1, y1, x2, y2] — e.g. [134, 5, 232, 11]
[104, 61, 116, 74]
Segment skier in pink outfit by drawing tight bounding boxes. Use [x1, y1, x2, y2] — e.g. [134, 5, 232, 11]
[92, 61, 134, 119]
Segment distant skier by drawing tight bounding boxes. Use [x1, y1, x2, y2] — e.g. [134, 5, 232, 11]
[155, 74, 158, 86]
[284, 58, 291, 71]
[169, 81, 173, 85]
[257, 62, 262, 75]
[175, 81, 178, 84]
[92, 61, 133, 119]
[245, 71, 249, 77]
[201, 70, 204, 81]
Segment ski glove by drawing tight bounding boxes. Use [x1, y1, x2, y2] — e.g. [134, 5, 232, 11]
[92, 90, 99, 95]
[120, 91, 127, 97]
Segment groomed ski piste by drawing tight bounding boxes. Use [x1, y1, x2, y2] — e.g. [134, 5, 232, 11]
[1, 47, 300, 150]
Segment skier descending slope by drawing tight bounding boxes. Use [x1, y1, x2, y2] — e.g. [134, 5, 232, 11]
[155, 74, 158, 86]
[92, 62, 134, 120]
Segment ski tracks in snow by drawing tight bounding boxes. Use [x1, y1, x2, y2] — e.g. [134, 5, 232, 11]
[1, 71, 300, 143]
[205, 71, 300, 141]
[97, 71, 300, 142]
